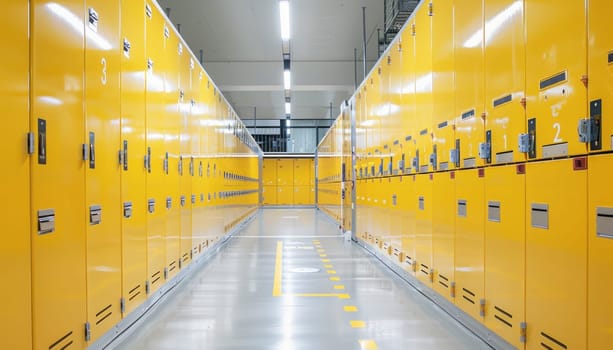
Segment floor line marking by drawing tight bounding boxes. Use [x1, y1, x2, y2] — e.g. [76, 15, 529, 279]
[350, 320, 366, 328]
[237, 235, 340, 239]
[320, 254, 328, 257]
[329, 276, 341, 281]
[324, 264, 333, 268]
[272, 241, 283, 297]
[358, 339, 378, 349]
[344, 306, 358, 312]
[327, 270, 337, 274]
[334, 285, 345, 290]
[285, 293, 351, 299]
[321, 259, 330, 263]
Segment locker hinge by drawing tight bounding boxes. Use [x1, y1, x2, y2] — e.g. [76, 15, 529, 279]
[178, 258, 182, 269]
[164, 267, 168, 280]
[411, 261, 418, 272]
[479, 299, 486, 317]
[479, 131, 491, 162]
[145, 4, 152, 18]
[145, 280, 150, 294]
[88, 8, 99, 32]
[411, 23, 416, 36]
[82, 143, 89, 161]
[429, 145, 437, 170]
[428, 2, 433, 16]
[520, 322, 527, 343]
[429, 269, 434, 283]
[84, 322, 91, 342]
[120, 298, 126, 314]
[450, 282, 456, 298]
[27, 132, 35, 155]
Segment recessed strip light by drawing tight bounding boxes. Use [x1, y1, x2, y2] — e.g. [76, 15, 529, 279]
[285, 102, 291, 115]
[280, 0, 290, 40]
[283, 70, 291, 90]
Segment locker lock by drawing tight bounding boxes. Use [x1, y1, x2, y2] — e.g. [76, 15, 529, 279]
[88, 8, 99, 32]
[123, 202, 133, 219]
[578, 118, 598, 144]
[518, 133, 531, 153]
[450, 149, 459, 166]
[478, 142, 491, 160]
[89, 205, 102, 225]
[37, 209, 56, 235]
[123, 39, 131, 58]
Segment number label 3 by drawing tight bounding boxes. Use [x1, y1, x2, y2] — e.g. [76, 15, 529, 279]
[101, 58, 107, 85]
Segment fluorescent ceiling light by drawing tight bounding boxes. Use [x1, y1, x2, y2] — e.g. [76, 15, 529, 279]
[280, 1, 290, 40]
[285, 102, 291, 114]
[283, 70, 291, 90]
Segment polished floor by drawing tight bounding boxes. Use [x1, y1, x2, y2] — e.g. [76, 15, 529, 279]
[111, 208, 492, 350]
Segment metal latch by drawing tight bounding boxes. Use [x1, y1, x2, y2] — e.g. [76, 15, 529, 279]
[578, 118, 598, 144]
[164, 25, 170, 39]
[531, 203, 549, 229]
[430, 145, 437, 170]
[457, 200, 467, 217]
[166, 197, 172, 209]
[89, 205, 102, 225]
[392, 194, 397, 206]
[191, 195, 196, 204]
[85, 322, 91, 342]
[178, 43, 183, 55]
[37, 209, 55, 235]
[123, 38, 131, 58]
[148, 199, 155, 214]
[164, 152, 169, 174]
[418, 196, 425, 211]
[450, 148, 459, 166]
[120, 297, 126, 314]
[147, 59, 154, 71]
[518, 133, 531, 153]
[190, 157, 194, 176]
[478, 141, 491, 160]
[123, 202, 133, 218]
[413, 150, 419, 170]
[520, 322, 527, 343]
[180, 196, 186, 207]
[479, 299, 486, 317]
[178, 156, 183, 175]
[27, 132, 35, 155]
[88, 8, 99, 32]
[122, 140, 128, 171]
[145, 4, 152, 18]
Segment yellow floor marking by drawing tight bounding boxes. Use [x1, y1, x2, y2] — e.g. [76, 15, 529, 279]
[344, 306, 358, 312]
[327, 270, 337, 274]
[286, 293, 351, 299]
[272, 241, 283, 297]
[329, 276, 341, 281]
[324, 264, 333, 268]
[320, 254, 328, 257]
[350, 320, 366, 328]
[317, 249, 325, 253]
[321, 259, 330, 263]
[312, 240, 320, 244]
[334, 285, 345, 290]
[359, 340, 378, 350]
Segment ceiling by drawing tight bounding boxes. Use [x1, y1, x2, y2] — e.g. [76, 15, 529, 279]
[156, 0, 385, 120]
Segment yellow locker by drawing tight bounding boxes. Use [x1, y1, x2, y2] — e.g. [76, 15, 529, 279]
[588, 154, 613, 348]
[414, 173, 433, 284]
[263, 186, 277, 205]
[293, 158, 310, 186]
[525, 158, 587, 349]
[398, 176, 415, 271]
[263, 158, 277, 186]
[525, 0, 587, 159]
[294, 186, 310, 205]
[588, 0, 613, 154]
[189, 58, 202, 260]
[179, 39, 192, 270]
[192, 71, 206, 257]
[1, 1, 31, 348]
[432, 171, 455, 302]
[120, 0, 148, 315]
[431, 0, 457, 171]
[389, 176, 404, 257]
[31, 1, 87, 348]
[388, 41, 403, 175]
[484, 0, 526, 164]
[277, 158, 294, 186]
[85, 0, 122, 341]
[278, 186, 294, 205]
[309, 158, 315, 185]
[400, 24, 416, 174]
[414, 7, 434, 173]
[145, 4, 167, 294]
[454, 0, 485, 168]
[484, 164, 526, 347]
[454, 169, 485, 321]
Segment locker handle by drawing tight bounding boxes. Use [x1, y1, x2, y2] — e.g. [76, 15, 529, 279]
[37, 209, 55, 235]
[122, 140, 128, 171]
[89, 132, 95, 169]
[37, 118, 47, 165]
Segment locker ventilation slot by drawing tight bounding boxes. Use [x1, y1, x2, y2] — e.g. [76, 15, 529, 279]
[462, 288, 475, 304]
[420, 264, 429, 275]
[462, 109, 475, 120]
[95, 304, 113, 325]
[493, 94, 512, 108]
[494, 306, 513, 328]
[169, 261, 176, 272]
[608, 51, 613, 64]
[540, 332, 567, 349]
[48, 331, 73, 350]
[597, 207, 613, 239]
[151, 271, 161, 284]
[183, 253, 189, 262]
[540, 71, 567, 90]
[438, 274, 449, 288]
[128, 285, 141, 301]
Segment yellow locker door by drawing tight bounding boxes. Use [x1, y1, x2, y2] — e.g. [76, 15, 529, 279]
[390, 176, 404, 258]
[263, 186, 277, 205]
[1, 1, 31, 348]
[414, 6, 434, 173]
[309, 185, 315, 205]
[526, 158, 587, 349]
[484, 0, 526, 165]
[30, 1, 87, 348]
[400, 23, 416, 174]
[381, 178, 393, 253]
[309, 158, 315, 186]
[588, 154, 613, 348]
[263, 158, 277, 186]
[294, 186, 310, 205]
[454, 0, 486, 168]
[525, 0, 587, 159]
[484, 164, 526, 348]
[431, 0, 457, 171]
[278, 186, 294, 205]
[145, 4, 167, 294]
[294, 158, 309, 186]
[455, 168, 485, 321]
[432, 171, 456, 302]
[277, 158, 294, 186]
[85, 0, 122, 341]
[414, 173, 433, 285]
[179, 41, 192, 270]
[120, 0, 148, 315]
[588, 0, 613, 154]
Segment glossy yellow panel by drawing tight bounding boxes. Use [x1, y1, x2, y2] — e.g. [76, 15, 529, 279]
[0, 1, 30, 348]
[432, 171, 455, 302]
[588, 154, 613, 348]
[31, 1, 87, 348]
[262, 158, 277, 186]
[454, 0, 485, 167]
[588, 0, 613, 153]
[263, 186, 277, 205]
[525, 159, 586, 349]
[145, 3, 167, 293]
[277, 158, 294, 186]
[120, 0, 148, 315]
[484, 0, 526, 164]
[454, 169, 485, 321]
[414, 5, 434, 173]
[389, 176, 403, 256]
[293, 158, 311, 186]
[414, 173, 433, 285]
[525, 0, 587, 159]
[399, 175, 416, 272]
[85, 0, 122, 340]
[278, 186, 294, 205]
[388, 41, 403, 173]
[400, 24, 416, 174]
[293, 186, 310, 205]
[484, 164, 525, 347]
[179, 39, 193, 270]
[431, 0, 456, 171]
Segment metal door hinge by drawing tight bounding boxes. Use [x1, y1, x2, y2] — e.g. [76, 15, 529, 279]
[27, 132, 35, 154]
[450, 282, 456, 298]
[164, 267, 168, 280]
[520, 322, 527, 343]
[430, 145, 437, 170]
[147, 59, 154, 71]
[479, 299, 486, 317]
[88, 8, 99, 32]
[120, 298, 126, 314]
[428, 2, 433, 16]
[123, 38, 131, 58]
[164, 25, 170, 39]
[82, 143, 89, 161]
[145, 280, 150, 294]
[145, 4, 152, 18]
[85, 322, 91, 342]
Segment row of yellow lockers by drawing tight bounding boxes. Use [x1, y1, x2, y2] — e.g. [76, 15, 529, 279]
[353, 155, 613, 350]
[1, 1, 261, 349]
[262, 158, 315, 186]
[348, 0, 613, 178]
[263, 186, 315, 205]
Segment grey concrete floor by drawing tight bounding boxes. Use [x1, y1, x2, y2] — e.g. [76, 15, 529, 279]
[110, 208, 492, 350]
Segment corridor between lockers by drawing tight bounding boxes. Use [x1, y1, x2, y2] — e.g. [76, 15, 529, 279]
[110, 208, 491, 350]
